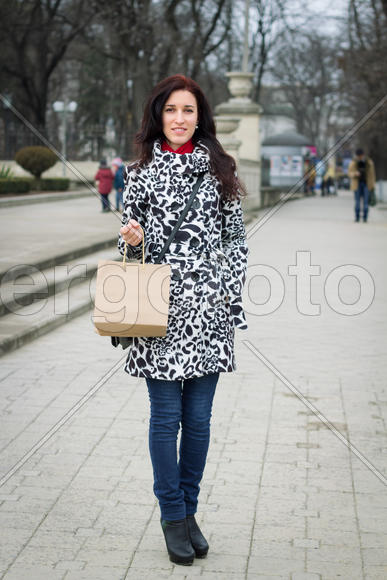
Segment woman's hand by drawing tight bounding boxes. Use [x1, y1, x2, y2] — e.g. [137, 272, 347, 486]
[120, 219, 143, 246]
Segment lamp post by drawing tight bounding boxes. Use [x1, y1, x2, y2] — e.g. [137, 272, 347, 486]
[242, 0, 250, 73]
[52, 99, 77, 176]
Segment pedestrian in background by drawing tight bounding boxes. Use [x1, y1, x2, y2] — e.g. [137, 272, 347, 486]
[112, 157, 125, 211]
[322, 163, 336, 196]
[116, 74, 249, 566]
[303, 158, 316, 195]
[95, 159, 114, 212]
[348, 148, 376, 222]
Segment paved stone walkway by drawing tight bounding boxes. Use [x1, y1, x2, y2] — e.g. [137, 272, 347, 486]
[0, 194, 120, 275]
[0, 190, 386, 579]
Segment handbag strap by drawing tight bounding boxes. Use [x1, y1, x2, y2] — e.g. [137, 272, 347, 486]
[153, 173, 205, 264]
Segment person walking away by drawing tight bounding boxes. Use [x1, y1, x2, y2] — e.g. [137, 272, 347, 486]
[115, 74, 249, 566]
[315, 159, 326, 195]
[348, 148, 376, 222]
[324, 163, 336, 196]
[95, 159, 114, 212]
[112, 157, 125, 211]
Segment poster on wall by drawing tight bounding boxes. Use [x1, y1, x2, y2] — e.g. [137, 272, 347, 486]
[270, 155, 303, 177]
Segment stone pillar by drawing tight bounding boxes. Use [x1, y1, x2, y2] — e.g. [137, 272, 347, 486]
[215, 72, 262, 162]
[214, 116, 241, 160]
[215, 71, 262, 207]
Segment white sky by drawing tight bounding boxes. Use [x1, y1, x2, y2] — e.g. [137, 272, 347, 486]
[288, 0, 348, 34]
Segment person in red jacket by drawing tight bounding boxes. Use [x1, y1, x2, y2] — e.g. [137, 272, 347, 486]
[95, 159, 114, 212]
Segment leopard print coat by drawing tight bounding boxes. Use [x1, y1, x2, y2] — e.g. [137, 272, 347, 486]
[116, 139, 249, 380]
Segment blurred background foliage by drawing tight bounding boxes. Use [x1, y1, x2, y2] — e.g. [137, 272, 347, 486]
[0, 0, 386, 176]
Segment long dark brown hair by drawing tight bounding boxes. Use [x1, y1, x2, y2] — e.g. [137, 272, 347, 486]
[133, 74, 247, 201]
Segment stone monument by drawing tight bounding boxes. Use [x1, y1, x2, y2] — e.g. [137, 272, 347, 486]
[215, 72, 262, 163]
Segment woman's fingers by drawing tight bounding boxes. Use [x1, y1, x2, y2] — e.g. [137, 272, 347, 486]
[120, 219, 143, 246]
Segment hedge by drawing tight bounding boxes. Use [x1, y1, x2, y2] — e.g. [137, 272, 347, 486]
[0, 179, 30, 194]
[31, 178, 70, 191]
[0, 177, 70, 194]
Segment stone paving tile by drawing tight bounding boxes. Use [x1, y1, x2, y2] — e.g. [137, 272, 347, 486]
[360, 532, 387, 549]
[200, 553, 247, 574]
[2, 564, 67, 579]
[63, 564, 129, 579]
[363, 565, 387, 580]
[291, 574, 322, 580]
[306, 561, 365, 579]
[250, 539, 305, 560]
[361, 547, 387, 566]
[129, 549, 174, 570]
[248, 556, 305, 576]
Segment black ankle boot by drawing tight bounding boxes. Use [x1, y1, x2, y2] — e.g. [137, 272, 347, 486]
[160, 518, 195, 565]
[186, 514, 209, 558]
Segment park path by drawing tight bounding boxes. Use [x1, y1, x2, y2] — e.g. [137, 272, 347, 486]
[0, 190, 386, 579]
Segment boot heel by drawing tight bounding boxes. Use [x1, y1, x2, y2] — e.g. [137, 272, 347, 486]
[186, 515, 209, 558]
[160, 518, 195, 565]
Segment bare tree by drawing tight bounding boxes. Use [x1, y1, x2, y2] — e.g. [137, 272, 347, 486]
[87, 0, 234, 156]
[0, 0, 95, 129]
[249, 0, 286, 102]
[341, 0, 387, 177]
[270, 31, 341, 153]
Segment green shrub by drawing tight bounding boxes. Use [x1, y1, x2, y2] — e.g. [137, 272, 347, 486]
[74, 178, 94, 187]
[31, 178, 69, 191]
[14, 146, 58, 179]
[0, 179, 31, 194]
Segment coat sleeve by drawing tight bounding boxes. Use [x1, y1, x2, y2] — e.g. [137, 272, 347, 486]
[220, 193, 250, 328]
[368, 159, 376, 190]
[117, 164, 148, 261]
[347, 160, 357, 179]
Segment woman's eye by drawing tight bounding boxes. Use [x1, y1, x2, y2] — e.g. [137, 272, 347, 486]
[164, 108, 194, 113]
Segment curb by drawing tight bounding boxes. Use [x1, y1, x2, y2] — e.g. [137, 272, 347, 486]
[0, 189, 94, 208]
[0, 297, 94, 358]
[0, 237, 118, 280]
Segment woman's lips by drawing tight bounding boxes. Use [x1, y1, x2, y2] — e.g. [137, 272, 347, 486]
[172, 128, 186, 133]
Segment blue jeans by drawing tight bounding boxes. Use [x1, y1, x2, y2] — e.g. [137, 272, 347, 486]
[146, 373, 219, 521]
[100, 193, 110, 211]
[115, 189, 123, 211]
[354, 182, 369, 220]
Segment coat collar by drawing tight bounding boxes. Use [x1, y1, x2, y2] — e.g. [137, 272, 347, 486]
[149, 138, 211, 177]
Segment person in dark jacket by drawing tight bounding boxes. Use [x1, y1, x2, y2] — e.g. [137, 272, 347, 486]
[95, 159, 114, 212]
[347, 148, 376, 222]
[112, 157, 125, 211]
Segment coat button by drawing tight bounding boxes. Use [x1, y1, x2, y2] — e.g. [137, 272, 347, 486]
[191, 272, 200, 282]
[171, 201, 180, 211]
[190, 238, 200, 248]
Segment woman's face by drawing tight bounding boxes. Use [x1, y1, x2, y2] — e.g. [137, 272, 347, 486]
[162, 90, 198, 150]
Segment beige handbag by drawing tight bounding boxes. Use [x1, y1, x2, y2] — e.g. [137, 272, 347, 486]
[93, 233, 171, 337]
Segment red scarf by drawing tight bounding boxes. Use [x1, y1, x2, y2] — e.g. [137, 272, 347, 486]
[161, 138, 194, 154]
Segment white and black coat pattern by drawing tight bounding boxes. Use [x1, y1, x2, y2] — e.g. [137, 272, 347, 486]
[116, 139, 250, 380]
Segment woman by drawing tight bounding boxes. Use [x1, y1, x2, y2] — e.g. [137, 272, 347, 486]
[116, 74, 249, 566]
[94, 158, 114, 212]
